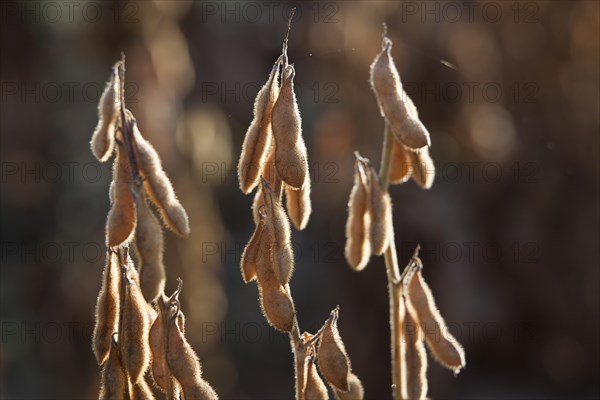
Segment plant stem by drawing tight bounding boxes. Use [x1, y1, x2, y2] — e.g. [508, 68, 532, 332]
[378, 122, 403, 400]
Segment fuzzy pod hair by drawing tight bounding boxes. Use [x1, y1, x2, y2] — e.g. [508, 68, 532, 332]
[370, 37, 430, 149]
[365, 165, 392, 255]
[128, 378, 156, 400]
[166, 311, 219, 399]
[344, 161, 372, 271]
[132, 186, 165, 303]
[129, 115, 190, 237]
[317, 310, 351, 392]
[238, 61, 281, 194]
[91, 63, 120, 162]
[120, 266, 151, 383]
[92, 252, 120, 365]
[272, 65, 309, 189]
[407, 267, 466, 374]
[106, 147, 137, 248]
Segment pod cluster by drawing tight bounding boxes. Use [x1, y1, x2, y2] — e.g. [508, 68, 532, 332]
[370, 36, 436, 189]
[397, 255, 466, 400]
[344, 154, 392, 271]
[91, 60, 217, 399]
[295, 309, 364, 400]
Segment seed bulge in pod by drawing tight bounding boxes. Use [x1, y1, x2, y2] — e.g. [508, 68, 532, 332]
[120, 266, 151, 383]
[99, 338, 126, 400]
[285, 177, 311, 231]
[370, 37, 430, 149]
[240, 211, 266, 283]
[106, 147, 137, 247]
[407, 146, 435, 190]
[403, 298, 428, 400]
[389, 139, 413, 184]
[305, 360, 328, 400]
[332, 373, 364, 400]
[365, 165, 392, 255]
[129, 114, 190, 236]
[344, 162, 372, 271]
[317, 309, 351, 391]
[132, 185, 165, 302]
[407, 267, 465, 373]
[128, 378, 156, 400]
[272, 65, 308, 189]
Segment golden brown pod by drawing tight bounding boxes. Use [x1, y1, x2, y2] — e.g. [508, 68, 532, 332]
[365, 165, 392, 256]
[344, 162, 372, 271]
[332, 373, 364, 400]
[238, 61, 280, 194]
[317, 309, 351, 391]
[166, 311, 219, 399]
[403, 298, 428, 400]
[128, 378, 156, 400]
[407, 146, 435, 190]
[240, 210, 266, 283]
[261, 180, 294, 285]
[285, 177, 312, 231]
[106, 147, 137, 247]
[389, 139, 413, 184]
[120, 266, 151, 383]
[407, 267, 466, 373]
[305, 360, 328, 400]
[149, 300, 169, 392]
[272, 65, 309, 189]
[130, 117, 190, 236]
[370, 37, 430, 149]
[256, 267, 295, 333]
[99, 338, 127, 400]
[92, 252, 120, 365]
[132, 186, 165, 302]
[91, 64, 120, 162]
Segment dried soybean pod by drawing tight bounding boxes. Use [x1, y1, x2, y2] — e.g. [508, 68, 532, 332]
[370, 37, 430, 149]
[166, 311, 219, 399]
[285, 177, 311, 230]
[149, 300, 169, 392]
[92, 252, 120, 365]
[106, 147, 137, 247]
[317, 309, 351, 391]
[130, 116, 190, 236]
[333, 373, 364, 400]
[240, 210, 266, 283]
[258, 282, 295, 332]
[99, 338, 127, 400]
[272, 65, 308, 189]
[132, 185, 165, 302]
[238, 61, 280, 194]
[403, 299, 428, 400]
[407, 146, 435, 190]
[407, 267, 466, 373]
[305, 360, 328, 400]
[262, 180, 294, 285]
[366, 165, 392, 256]
[345, 162, 372, 271]
[389, 139, 413, 184]
[91, 64, 120, 162]
[121, 267, 151, 383]
[129, 378, 156, 400]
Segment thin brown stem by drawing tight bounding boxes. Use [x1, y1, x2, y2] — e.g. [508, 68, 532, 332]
[378, 122, 404, 400]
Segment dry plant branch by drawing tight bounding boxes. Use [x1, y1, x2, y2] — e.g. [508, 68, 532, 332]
[238, 11, 364, 400]
[343, 28, 466, 400]
[90, 59, 216, 400]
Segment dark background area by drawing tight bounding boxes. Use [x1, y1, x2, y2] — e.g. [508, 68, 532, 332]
[1, 1, 598, 399]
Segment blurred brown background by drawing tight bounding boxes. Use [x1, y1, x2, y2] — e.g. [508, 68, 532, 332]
[1, 1, 598, 399]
